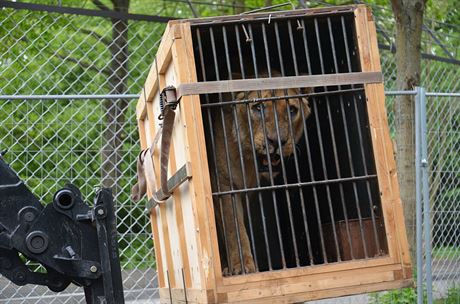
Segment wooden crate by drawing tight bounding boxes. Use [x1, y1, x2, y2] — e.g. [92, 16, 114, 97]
[135, 5, 412, 303]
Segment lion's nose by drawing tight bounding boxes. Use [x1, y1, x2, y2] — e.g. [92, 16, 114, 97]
[266, 137, 287, 150]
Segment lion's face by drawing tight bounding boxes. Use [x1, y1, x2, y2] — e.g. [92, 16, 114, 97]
[234, 88, 311, 177]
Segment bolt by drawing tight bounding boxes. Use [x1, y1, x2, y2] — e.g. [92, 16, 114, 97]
[90, 265, 98, 273]
[97, 208, 104, 216]
[14, 271, 26, 282]
[24, 211, 35, 222]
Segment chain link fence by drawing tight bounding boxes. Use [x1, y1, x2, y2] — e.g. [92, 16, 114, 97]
[0, 1, 459, 303]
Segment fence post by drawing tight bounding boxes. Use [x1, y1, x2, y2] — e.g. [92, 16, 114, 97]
[415, 86, 423, 304]
[420, 87, 433, 304]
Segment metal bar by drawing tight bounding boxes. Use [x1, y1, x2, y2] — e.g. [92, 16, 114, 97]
[415, 86, 423, 304]
[420, 87, 433, 304]
[195, 27, 232, 273]
[200, 87, 365, 107]
[0, 1, 175, 23]
[314, 17, 342, 261]
[222, 25, 259, 272]
[300, 18, 328, 263]
[274, 20, 300, 267]
[0, 94, 140, 100]
[425, 92, 460, 97]
[209, 26, 246, 274]
[213, 175, 378, 197]
[235, 24, 273, 271]
[341, 15, 380, 257]
[240, 2, 294, 15]
[186, 6, 357, 26]
[328, 16, 357, 260]
[176, 72, 383, 98]
[258, 22, 287, 269]
[287, 19, 314, 265]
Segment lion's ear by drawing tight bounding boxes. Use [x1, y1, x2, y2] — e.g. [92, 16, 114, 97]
[301, 87, 314, 95]
[235, 92, 246, 100]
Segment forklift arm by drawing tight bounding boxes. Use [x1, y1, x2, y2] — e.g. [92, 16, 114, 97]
[0, 156, 124, 304]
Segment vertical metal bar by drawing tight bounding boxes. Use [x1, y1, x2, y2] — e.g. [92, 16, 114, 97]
[326, 17, 357, 259]
[415, 86, 423, 304]
[313, 17, 341, 261]
[300, 18, 328, 263]
[235, 24, 273, 270]
[341, 16, 381, 256]
[421, 87, 433, 304]
[196, 28, 232, 272]
[222, 25, 259, 272]
[182, 268, 188, 303]
[167, 270, 172, 304]
[256, 22, 286, 268]
[274, 20, 300, 267]
[209, 26, 245, 274]
[287, 19, 314, 265]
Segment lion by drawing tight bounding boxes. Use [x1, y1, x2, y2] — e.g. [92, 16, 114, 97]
[208, 83, 311, 276]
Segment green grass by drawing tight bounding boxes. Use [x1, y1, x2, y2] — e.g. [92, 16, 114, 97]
[432, 246, 460, 260]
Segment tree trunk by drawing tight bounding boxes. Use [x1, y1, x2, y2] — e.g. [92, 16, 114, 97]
[390, 0, 426, 263]
[101, 0, 130, 195]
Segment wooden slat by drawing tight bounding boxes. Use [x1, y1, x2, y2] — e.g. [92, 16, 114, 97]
[172, 22, 220, 294]
[224, 264, 401, 302]
[146, 94, 177, 288]
[221, 256, 395, 286]
[172, 5, 357, 26]
[221, 279, 413, 303]
[354, 5, 399, 260]
[137, 116, 166, 288]
[176, 71, 382, 98]
[365, 9, 412, 275]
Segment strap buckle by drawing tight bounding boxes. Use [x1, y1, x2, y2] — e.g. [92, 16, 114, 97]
[159, 86, 178, 120]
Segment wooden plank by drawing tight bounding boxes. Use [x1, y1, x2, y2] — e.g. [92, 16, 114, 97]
[159, 288, 214, 303]
[225, 265, 400, 302]
[354, 5, 399, 261]
[172, 5, 357, 26]
[219, 261, 400, 293]
[176, 71, 382, 98]
[146, 93, 177, 288]
[221, 256, 395, 286]
[169, 139, 192, 287]
[170, 22, 219, 295]
[137, 116, 166, 288]
[221, 279, 413, 304]
[365, 13, 412, 274]
[136, 90, 147, 120]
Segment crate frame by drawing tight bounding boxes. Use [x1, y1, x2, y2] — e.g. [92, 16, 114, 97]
[136, 5, 412, 303]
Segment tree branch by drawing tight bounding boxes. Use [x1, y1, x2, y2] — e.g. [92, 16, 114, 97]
[92, 0, 111, 11]
[81, 28, 111, 46]
[54, 52, 110, 75]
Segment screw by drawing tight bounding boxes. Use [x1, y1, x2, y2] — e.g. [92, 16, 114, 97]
[24, 211, 35, 222]
[90, 265, 98, 273]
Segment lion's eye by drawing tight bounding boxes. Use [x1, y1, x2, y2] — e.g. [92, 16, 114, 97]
[289, 106, 299, 117]
[251, 103, 263, 114]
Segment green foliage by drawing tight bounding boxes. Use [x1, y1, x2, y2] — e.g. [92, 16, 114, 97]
[369, 287, 418, 304]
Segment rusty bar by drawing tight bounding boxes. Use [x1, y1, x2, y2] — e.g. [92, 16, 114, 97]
[326, 16, 357, 260]
[287, 19, 314, 265]
[222, 25, 259, 272]
[259, 22, 286, 269]
[274, 20, 300, 267]
[213, 174, 378, 197]
[313, 17, 341, 262]
[341, 15, 383, 254]
[299, 18, 328, 263]
[210, 26, 245, 273]
[196, 27, 232, 272]
[235, 25, 273, 271]
[175, 71, 383, 98]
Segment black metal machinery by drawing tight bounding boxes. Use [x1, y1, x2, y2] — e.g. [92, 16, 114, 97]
[0, 153, 124, 304]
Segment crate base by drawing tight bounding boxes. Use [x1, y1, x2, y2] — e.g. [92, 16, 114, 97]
[158, 263, 413, 303]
